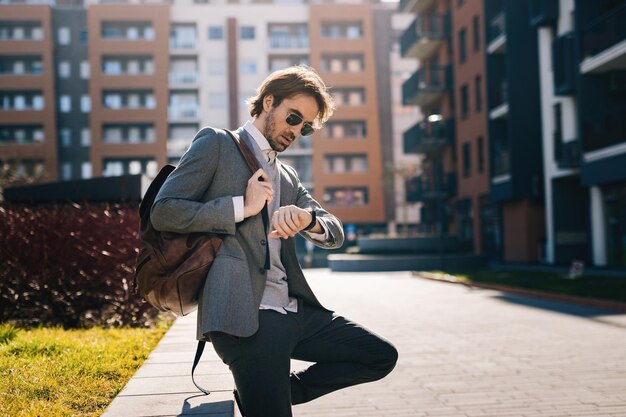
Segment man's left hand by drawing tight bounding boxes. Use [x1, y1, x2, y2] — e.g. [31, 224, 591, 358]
[270, 205, 314, 239]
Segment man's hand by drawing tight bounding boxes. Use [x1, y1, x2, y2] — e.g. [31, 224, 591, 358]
[270, 205, 314, 239]
[243, 169, 273, 218]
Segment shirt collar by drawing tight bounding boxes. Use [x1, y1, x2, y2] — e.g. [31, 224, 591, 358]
[243, 120, 272, 152]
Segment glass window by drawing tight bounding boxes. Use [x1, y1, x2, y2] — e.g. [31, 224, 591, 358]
[59, 61, 71, 78]
[60, 95, 71, 112]
[462, 142, 471, 177]
[81, 95, 91, 113]
[60, 128, 71, 147]
[477, 137, 484, 173]
[208, 26, 223, 40]
[80, 61, 90, 79]
[81, 162, 92, 179]
[104, 161, 123, 177]
[81, 128, 91, 146]
[460, 84, 469, 119]
[58, 27, 71, 45]
[475, 75, 482, 112]
[240, 26, 255, 40]
[458, 28, 467, 63]
[33, 95, 44, 110]
[473, 15, 480, 52]
[129, 160, 142, 174]
[61, 163, 72, 180]
[80, 29, 88, 44]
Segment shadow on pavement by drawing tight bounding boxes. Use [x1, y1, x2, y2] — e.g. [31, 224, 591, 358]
[178, 394, 233, 416]
[491, 293, 625, 318]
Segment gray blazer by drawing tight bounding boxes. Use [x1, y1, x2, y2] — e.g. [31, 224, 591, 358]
[151, 127, 344, 339]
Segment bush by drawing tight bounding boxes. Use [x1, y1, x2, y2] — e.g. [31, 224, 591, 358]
[0, 202, 160, 328]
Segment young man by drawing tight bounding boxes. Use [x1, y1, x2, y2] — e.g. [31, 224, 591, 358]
[151, 66, 397, 417]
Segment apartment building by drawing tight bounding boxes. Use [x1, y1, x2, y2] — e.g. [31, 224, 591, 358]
[532, 0, 626, 268]
[399, 0, 457, 237]
[1, 0, 400, 231]
[485, 0, 545, 262]
[0, 4, 58, 183]
[451, 0, 490, 254]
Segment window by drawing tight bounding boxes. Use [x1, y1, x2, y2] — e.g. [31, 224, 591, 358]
[324, 154, 368, 173]
[475, 75, 482, 112]
[61, 163, 72, 180]
[473, 15, 480, 52]
[324, 187, 368, 206]
[240, 26, 255, 40]
[33, 95, 44, 110]
[458, 28, 467, 63]
[81, 128, 91, 146]
[80, 29, 88, 44]
[460, 84, 469, 119]
[81, 162, 92, 179]
[60, 95, 71, 113]
[208, 26, 223, 40]
[129, 160, 142, 175]
[80, 95, 91, 113]
[80, 61, 90, 79]
[239, 59, 257, 74]
[462, 142, 471, 177]
[58, 27, 70, 45]
[60, 128, 71, 147]
[59, 61, 71, 78]
[477, 136, 484, 173]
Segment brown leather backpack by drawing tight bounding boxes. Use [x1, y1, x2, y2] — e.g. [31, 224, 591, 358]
[133, 130, 268, 316]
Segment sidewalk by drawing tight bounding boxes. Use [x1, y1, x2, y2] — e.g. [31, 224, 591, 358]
[103, 269, 626, 417]
[101, 312, 238, 417]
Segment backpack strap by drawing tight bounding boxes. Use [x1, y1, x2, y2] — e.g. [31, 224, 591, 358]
[224, 129, 271, 271]
[191, 341, 209, 395]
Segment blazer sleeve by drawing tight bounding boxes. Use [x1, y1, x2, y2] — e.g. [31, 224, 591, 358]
[150, 128, 237, 235]
[285, 165, 344, 250]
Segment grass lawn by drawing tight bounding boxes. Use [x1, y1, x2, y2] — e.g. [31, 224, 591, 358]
[0, 321, 171, 417]
[450, 270, 626, 304]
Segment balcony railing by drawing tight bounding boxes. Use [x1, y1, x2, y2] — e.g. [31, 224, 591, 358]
[491, 139, 511, 177]
[403, 118, 454, 154]
[402, 66, 452, 107]
[406, 172, 457, 202]
[169, 38, 197, 50]
[487, 12, 506, 45]
[400, 13, 449, 59]
[554, 135, 581, 169]
[168, 72, 198, 85]
[529, 0, 559, 28]
[552, 32, 577, 95]
[268, 36, 309, 49]
[168, 106, 198, 120]
[489, 80, 508, 110]
[582, 107, 626, 152]
[581, 2, 626, 60]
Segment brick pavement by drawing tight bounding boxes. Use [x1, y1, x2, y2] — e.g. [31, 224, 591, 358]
[104, 269, 626, 417]
[291, 270, 626, 417]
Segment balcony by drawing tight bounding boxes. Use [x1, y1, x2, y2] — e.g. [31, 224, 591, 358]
[402, 66, 452, 107]
[268, 36, 309, 50]
[580, 2, 626, 73]
[406, 173, 457, 203]
[487, 12, 507, 54]
[168, 106, 198, 121]
[398, 0, 436, 14]
[400, 13, 449, 60]
[554, 136, 581, 170]
[403, 118, 454, 154]
[488, 80, 509, 119]
[529, 0, 558, 28]
[169, 38, 197, 51]
[552, 32, 577, 95]
[491, 139, 511, 178]
[168, 72, 199, 87]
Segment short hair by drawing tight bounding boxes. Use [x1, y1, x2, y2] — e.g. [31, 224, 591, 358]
[247, 65, 334, 128]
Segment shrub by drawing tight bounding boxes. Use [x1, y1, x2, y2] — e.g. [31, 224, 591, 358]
[0, 202, 160, 328]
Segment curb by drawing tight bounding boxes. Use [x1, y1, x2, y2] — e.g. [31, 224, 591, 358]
[412, 271, 626, 313]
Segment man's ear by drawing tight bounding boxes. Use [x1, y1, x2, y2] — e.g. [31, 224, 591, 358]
[263, 94, 274, 112]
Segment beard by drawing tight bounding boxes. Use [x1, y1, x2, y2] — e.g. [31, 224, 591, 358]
[263, 107, 295, 152]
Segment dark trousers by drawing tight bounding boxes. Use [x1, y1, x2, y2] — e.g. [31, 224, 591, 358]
[209, 300, 398, 417]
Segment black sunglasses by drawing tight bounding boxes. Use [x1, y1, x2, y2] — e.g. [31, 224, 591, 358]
[285, 113, 315, 137]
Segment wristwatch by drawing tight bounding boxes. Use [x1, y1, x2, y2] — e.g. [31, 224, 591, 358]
[302, 209, 317, 232]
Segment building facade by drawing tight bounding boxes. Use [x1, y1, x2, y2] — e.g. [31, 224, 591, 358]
[532, 0, 626, 268]
[399, 0, 458, 239]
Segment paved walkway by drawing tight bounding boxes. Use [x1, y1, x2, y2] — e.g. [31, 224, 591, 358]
[103, 269, 626, 417]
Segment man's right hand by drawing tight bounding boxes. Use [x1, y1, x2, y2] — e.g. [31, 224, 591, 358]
[243, 169, 273, 218]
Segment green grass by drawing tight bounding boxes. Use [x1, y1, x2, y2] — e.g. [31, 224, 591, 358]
[0, 321, 172, 417]
[449, 270, 626, 304]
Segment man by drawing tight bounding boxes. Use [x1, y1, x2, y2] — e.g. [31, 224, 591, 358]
[151, 66, 397, 417]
